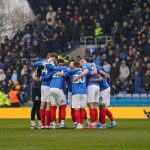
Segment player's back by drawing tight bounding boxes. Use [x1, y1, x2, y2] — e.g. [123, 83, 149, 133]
[64, 67, 81, 93]
[50, 71, 65, 90]
[63, 67, 73, 92]
[71, 70, 87, 95]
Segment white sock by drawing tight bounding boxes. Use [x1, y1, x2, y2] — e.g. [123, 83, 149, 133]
[31, 120, 35, 126]
[80, 124, 83, 127]
[38, 120, 41, 126]
[61, 120, 65, 125]
[52, 121, 56, 126]
[77, 123, 81, 126]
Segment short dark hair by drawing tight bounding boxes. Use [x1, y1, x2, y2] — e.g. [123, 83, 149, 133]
[67, 61, 74, 67]
[73, 61, 80, 68]
[88, 58, 94, 63]
[64, 62, 69, 67]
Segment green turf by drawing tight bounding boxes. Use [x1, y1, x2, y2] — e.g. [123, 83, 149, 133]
[0, 119, 150, 150]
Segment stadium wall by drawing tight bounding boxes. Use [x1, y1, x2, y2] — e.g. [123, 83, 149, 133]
[0, 107, 150, 119]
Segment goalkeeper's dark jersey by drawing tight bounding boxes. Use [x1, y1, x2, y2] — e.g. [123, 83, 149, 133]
[32, 81, 41, 102]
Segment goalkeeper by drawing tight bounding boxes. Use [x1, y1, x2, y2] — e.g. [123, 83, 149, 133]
[30, 68, 42, 129]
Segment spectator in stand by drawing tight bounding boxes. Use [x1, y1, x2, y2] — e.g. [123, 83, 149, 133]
[107, 50, 115, 64]
[46, 6, 56, 27]
[32, 32, 41, 56]
[0, 61, 5, 70]
[124, 80, 134, 94]
[111, 79, 122, 95]
[147, 61, 150, 69]
[72, 20, 80, 42]
[103, 61, 111, 79]
[143, 69, 150, 93]
[111, 21, 121, 44]
[25, 20, 33, 34]
[11, 70, 18, 83]
[21, 64, 28, 76]
[94, 55, 101, 65]
[144, 38, 150, 56]
[101, 54, 107, 64]
[0, 81, 7, 93]
[110, 62, 119, 81]
[143, 56, 150, 71]
[134, 62, 143, 93]
[119, 61, 130, 83]
[114, 56, 120, 68]
[13, 81, 21, 91]
[0, 69, 6, 82]
[52, 33, 62, 53]
[72, 10, 80, 22]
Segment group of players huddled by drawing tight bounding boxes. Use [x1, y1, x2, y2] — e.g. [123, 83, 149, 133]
[30, 53, 117, 129]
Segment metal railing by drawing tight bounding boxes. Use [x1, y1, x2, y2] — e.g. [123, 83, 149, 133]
[80, 36, 112, 47]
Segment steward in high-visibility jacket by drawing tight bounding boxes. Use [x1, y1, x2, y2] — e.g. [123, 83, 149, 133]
[58, 54, 69, 63]
[0, 91, 10, 107]
[95, 23, 103, 40]
[8, 86, 20, 107]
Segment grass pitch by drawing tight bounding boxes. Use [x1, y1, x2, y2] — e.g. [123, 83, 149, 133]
[0, 119, 150, 150]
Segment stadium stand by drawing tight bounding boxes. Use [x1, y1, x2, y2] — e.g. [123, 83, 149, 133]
[0, 0, 150, 106]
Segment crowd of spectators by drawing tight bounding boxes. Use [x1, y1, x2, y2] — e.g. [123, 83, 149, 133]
[0, 0, 150, 105]
[87, 0, 150, 95]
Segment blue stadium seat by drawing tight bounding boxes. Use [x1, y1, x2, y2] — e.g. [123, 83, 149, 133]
[110, 93, 150, 106]
[116, 93, 124, 98]
[139, 94, 149, 106]
[110, 95, 116, 106]
[140, 94, 148, 99]
[148, 93, 150, 99]
[132, 94, 140, 106]
[124, 94, 132, 99]
[124, 94, 133, 106]
[115, 94, 125, 106]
